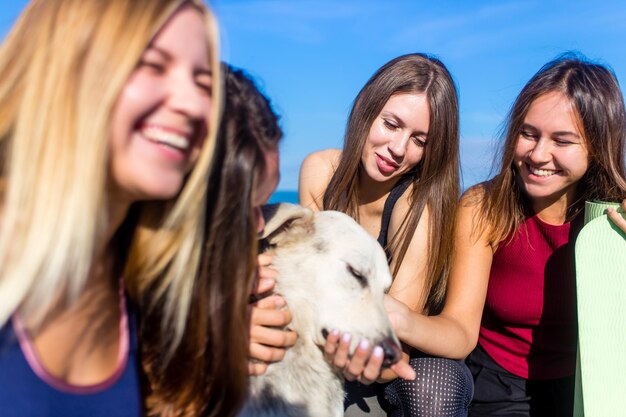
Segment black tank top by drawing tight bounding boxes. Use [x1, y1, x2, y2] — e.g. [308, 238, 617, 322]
[377, 177, 412, 251]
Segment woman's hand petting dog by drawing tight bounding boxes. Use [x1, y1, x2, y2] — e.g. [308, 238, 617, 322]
[323, 329, 416, 384]
[248, 254, 298, 376]
[607, 199, 626, 234]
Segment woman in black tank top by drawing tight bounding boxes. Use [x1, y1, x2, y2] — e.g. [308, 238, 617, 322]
[296, 54, 471, 417]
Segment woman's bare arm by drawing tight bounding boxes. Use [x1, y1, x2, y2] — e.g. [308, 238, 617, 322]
[385, 190, 494, 359]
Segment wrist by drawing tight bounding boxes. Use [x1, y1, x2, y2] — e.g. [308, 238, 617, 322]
[393, 309, 412, 341]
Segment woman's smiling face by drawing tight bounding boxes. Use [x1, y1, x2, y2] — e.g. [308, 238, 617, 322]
[513, 91, 590, 208]
[109, 4, 212, 204]
[360, 93, 430, 186]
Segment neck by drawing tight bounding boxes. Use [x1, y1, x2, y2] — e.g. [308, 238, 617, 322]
[105, 198, 131, 246]
[531, 187, 581, 225]
[80, 195, 130, 298]
[24, 245, 118, 335]
[357, 168, 399, 205]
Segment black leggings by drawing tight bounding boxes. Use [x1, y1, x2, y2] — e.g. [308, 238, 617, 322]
[384, 353, 473, 417]
[466, 345, 574, 417]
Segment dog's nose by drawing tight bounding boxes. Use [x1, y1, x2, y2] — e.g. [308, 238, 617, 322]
[380, 337, 402, 367]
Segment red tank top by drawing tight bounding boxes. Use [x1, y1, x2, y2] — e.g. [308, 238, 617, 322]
[479, 214, 581, 380]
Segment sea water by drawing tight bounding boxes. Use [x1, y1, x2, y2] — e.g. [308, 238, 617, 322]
[269, 190, 299, 204]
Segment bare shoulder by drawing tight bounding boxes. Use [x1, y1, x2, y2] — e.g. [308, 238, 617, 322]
[457, 182, 492, 245]
[299, 149, 341, 210]
[460, 183, 488, 208]
[301, 149, 341, 174]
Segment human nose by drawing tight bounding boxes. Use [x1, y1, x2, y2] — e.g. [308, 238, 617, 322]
[167, 72, 208, 120]
[388, 133, 410, 159]
[528, 137, 552, 164]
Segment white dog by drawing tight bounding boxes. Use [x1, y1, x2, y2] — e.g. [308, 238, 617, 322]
[241, 203, 402, 417]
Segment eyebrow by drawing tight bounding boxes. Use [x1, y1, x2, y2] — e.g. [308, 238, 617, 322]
[521, 123, 580, 139]
[145, 45, 172, 61]
[381, 111, 428, 137]
[145, 45, 212, 75]
[552, 131, 581, 139]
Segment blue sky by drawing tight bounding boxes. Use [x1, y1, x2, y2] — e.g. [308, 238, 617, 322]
[3, 1, 626, 190]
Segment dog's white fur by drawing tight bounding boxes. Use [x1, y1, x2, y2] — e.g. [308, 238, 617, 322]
[241, 203, 401, 417]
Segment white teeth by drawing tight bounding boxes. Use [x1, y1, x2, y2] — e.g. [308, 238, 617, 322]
[142, 126, 189, 150]
[529, 166, 557, 177]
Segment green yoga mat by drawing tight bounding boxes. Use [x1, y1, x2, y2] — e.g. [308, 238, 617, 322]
[574, 201, 626, 417]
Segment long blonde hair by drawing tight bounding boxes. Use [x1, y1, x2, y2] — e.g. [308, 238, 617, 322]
[0, 0, 221, 349]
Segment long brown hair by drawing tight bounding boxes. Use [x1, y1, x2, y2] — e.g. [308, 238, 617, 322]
[323, 53, 459, 313]
[478, 54, 626, 245]
[140, 65, 282, 416]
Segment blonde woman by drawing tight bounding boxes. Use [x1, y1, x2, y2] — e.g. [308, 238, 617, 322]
[0, 1, 222, 416]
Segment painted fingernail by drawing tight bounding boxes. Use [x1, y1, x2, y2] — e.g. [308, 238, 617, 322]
[330, 329, 339, 338]
[259, 277, 274, 287]
[274, 297, 286, 307]
[372, 346, 383, 358]
[359, 339, 370, 350]
[342, 333, 351, 343]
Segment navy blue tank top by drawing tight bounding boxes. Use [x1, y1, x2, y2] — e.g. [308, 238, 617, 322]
[0, 288, 142, 417]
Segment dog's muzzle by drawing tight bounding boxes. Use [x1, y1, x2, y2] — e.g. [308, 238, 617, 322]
[380, 337, 402, 367]
[321, 329, 402, 367]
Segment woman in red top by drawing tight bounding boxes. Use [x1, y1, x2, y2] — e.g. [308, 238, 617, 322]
[385, 54, 626, 416]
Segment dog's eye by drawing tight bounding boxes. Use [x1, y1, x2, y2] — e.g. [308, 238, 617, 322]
[346, 264, 367, 287]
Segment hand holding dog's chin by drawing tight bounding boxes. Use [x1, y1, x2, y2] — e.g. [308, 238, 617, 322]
[389, 357, 416, 380]
[324, 331, 416, 384]
[377, 351, 415, 382]
[323, 331, 380, 385]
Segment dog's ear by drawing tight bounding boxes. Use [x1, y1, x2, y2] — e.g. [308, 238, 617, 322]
[261, 203, 315, 246]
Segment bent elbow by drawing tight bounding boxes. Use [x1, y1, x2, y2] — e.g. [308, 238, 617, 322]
[457, 331, 479, 359]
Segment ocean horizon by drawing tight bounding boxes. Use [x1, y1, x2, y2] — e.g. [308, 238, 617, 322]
[269, 187, 473, 206]
[269, 190, 298, 204]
